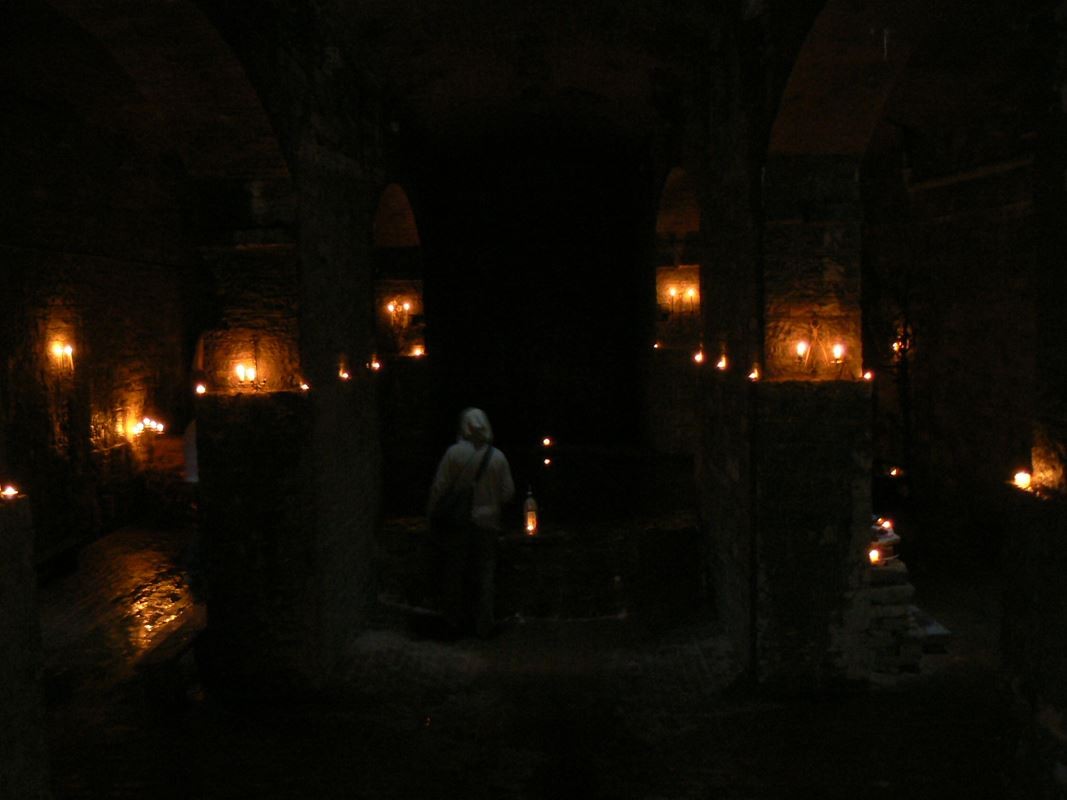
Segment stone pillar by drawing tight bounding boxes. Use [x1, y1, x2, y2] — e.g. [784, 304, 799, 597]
[753, 382, 873, 685]
[0, 494, 51, 798]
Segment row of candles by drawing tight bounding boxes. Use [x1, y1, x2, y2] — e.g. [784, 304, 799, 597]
[654, 343, 875, 383]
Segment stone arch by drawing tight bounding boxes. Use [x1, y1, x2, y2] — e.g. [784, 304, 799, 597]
[373, 183, 421, 249]
[655, 168, 701, 240]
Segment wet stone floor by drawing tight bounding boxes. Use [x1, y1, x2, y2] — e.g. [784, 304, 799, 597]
[39, 520, 1012, 799]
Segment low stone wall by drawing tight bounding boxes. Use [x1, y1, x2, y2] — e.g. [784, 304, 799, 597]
[0, 496, 51, 799]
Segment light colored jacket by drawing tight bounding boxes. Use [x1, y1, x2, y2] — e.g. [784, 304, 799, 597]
[428, 408, 515, 531]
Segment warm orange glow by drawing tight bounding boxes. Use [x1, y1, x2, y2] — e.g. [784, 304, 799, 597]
[50, 342, 64, 358]
[410, 345, 426, 357]
[878, 518, 893, 531]
[542, 437, 553, 447]
[868, 548, 882, 565]
[525, 511, 538, 535]
[299, 382, 310, 391]
[892, 340, 902, 354]
[668, 286, 678, 298]
[367, 356, 382, 371]
[795, 341, 809, 358]
[402, 302, 412, 312]
[339, 368, 351, 380]
[387, 302, 396, 313]
[888, 467, 902, 478]
[686, 288, 696, 299]
[1013, 471, 1032, 491]
[235, 363, 247, 382]
[716, 354, 728, 371]
[652, 342, 661, 350]
[1, 485, 19, 499]
[863, 371, 874, 381]
[748, 366, 760, 381]
[543, 458, 552, 466]
[831, 343, 845, 362]
[195, 383, 207, 395]
[693, 350, 705, 364]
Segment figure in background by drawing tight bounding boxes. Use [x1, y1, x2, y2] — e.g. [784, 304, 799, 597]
[428, 408, 514, 638]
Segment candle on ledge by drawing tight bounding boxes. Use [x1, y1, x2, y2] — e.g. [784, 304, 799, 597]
[716, 354, 728, 371]
[693, 350, 704, 364]
[1, 485, 20, 500]
[195, 383, 207, 395]
[831, 343, 845, 363]
[1013, 471, 1032, 491]
[748, 366, 760, 381]
[795, 341, 809, 359]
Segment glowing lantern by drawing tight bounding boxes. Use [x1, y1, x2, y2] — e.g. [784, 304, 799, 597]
[524, 491, 538, 535]
[195, 383, 207, 395]
[1, 485, 19, 500]
[1013, 471, 1032, 491]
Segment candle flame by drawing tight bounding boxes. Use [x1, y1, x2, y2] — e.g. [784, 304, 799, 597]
[195, 383, 207, 395]
[300, 382, 310, 391]
[411, 345, 426, 357]
[542, 437, 553, 447]
[748, 366, 760, 381]
[686, 288, 696, 299]
[888, 467, 902, 478]
[402, 301, 412, 312]
[51, 342, 65, 358]
[832, 343, 845, 362]
[235, 364, 247, 382]
[1, 485, 19, 499]
[367, 357, 382, 371]
[387, 302, 396, 313]
[878, 518, 893, 530]
[525, 511, 538, 535]
[863, 371, 874, 381]
[1013, 471, 1032, 491]
[796, 341, 809, 358]
[339, 368, 351, 380]
[693, 350, 704, 364]
[652, 342, 661, 350]
[543, 458, 552, 466]
[716, 355, 728, 371]
[668, 286, 678, 298]
[868, 548, 882, 565]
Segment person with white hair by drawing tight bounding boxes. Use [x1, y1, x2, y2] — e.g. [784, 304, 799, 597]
[428, 407, 514, 637]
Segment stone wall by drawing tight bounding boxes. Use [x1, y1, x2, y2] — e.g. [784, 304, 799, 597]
[0, 496, 51, 799]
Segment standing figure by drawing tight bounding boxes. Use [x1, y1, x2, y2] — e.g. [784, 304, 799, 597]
[428, 408, 514, 638]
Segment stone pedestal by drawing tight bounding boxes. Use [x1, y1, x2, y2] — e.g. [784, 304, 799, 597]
[0, 496, 51, 799]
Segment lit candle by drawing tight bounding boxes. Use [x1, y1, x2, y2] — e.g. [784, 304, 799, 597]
[1013, 471, 1032, 491]
[367, 356, 382, 371]
[542, 437, 553, 447]
[652, 342, 661, 350]
[868, 548, 882, 565]
[543, 458, 552, 466]
[50, 342, 64, 359]
[878, 518, 893, 531]
[299, 382, 310, 391]
[195, 383, 207, 395]
[339, 368, 351, 380]
[247, 366, 257, 382]
[888, 466, 902, 478]
[235, 364, 247, 383]
[402, 301, 412, 312]
[387, 302, 396, 313]
[748, 366, 760, 381]
[863, 371, 874, 381]
[693, 350, 704, 364]
[1, 485, 19, 500]
[411, 345, 426, 357]
[795, 341, 809, 359]
[831, 343, 845, 363]
[716, 354, 728, 371]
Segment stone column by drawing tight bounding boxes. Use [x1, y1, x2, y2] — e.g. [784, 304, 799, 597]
[0, 494, 51, 798]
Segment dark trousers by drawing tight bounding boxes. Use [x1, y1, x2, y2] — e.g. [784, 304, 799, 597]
[441, 524, 497, 638]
